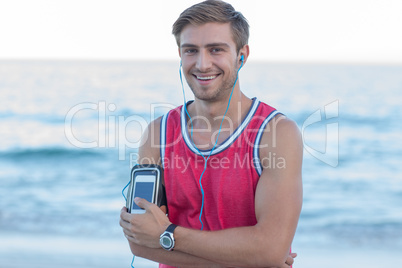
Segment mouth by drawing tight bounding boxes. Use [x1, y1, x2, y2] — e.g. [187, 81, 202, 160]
[193, 74, 220, 83]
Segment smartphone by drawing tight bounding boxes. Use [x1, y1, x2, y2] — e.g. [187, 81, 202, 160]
[126, 164, 164, 214]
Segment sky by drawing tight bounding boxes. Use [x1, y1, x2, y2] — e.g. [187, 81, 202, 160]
[1, 0, 401, 63]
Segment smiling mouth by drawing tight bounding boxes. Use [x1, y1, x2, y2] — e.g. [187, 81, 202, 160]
[194, 74, 219, 81]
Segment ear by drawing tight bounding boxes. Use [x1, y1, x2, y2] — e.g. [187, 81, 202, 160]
[178, 47, 182, 58]
[238, 44, 250, 65]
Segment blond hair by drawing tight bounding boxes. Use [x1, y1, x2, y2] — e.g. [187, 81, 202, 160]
[172, 0, 249, 53]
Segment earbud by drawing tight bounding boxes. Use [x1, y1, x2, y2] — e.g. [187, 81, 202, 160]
[238, 55, 244, 71]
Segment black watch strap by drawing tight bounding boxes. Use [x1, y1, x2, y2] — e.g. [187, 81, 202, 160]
[166, 223, 177, 234]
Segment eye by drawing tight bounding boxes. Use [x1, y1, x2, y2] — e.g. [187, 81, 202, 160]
[184, 49, 197, 55]
[211, 48, 223, 53]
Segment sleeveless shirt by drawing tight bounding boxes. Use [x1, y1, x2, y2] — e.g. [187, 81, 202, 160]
[159, 98, 280, 268]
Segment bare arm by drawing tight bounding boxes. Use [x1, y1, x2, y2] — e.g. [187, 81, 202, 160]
[120, 118, 225, 267]
[121, 206, 225, 268]
[122, 116, 302, 267]
[170, 117, 303, 267]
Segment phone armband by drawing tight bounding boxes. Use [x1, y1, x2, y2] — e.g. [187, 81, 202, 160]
[126, 164, 165, 213]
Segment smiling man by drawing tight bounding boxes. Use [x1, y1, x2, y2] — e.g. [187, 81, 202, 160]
[120, 1, 303, 267]
[180, 23, 241, 103]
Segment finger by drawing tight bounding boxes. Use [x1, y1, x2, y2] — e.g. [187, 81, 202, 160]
[120, 206, 127, 216]
[285, 255, 294, 266]
[134, 197, 152, 210]
[120, 207, 133, 223]
[122, 228, 131, 237]
[120, 216, 136, 234]
[122, 229, 137, 243]
[119, 217, 129, 229]
[280, 262, 292, 268]
[160, 205, 167, 214]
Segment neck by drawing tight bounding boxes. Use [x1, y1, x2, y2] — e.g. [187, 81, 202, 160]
[188, 89, 252, 131]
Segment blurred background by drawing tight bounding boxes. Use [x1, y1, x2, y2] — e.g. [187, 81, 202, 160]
[0, 1, 401, 267]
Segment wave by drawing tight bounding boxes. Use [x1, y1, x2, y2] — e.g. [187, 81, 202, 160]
[0, 147, 107, 161]
[0, 111, 67, 124]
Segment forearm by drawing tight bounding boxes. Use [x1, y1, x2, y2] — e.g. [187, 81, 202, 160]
[128, 241, 225, 268]
[174, 225, 290, 268]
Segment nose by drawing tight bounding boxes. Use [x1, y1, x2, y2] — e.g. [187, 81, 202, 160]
[195, 51, 212, 72]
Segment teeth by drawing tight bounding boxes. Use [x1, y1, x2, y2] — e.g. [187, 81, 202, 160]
[197, 75, 216, 80]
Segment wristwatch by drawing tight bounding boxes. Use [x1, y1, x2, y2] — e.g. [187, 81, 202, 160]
[159, 224, 178, 251]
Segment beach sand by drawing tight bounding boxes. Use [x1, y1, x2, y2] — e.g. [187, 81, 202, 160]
[0, 234, 396, 268]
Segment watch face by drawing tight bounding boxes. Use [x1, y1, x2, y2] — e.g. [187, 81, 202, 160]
[161, 235, 172, 248]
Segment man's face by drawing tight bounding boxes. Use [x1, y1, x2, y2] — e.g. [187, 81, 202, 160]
[179, 22, 240, 102]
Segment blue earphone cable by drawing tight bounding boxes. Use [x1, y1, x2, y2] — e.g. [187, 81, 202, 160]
[179, 57, 244, 230]
[121, 57, 244, 268]
[122, 180, 130, 201]
[122, 180, 135, 267]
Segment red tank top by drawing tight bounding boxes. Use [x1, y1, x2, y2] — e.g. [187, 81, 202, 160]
[159, 98, 280, 267]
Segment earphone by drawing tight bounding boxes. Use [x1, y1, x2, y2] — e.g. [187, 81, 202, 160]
[180, 54, 244, 230]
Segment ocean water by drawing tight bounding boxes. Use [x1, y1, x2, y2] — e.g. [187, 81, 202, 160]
[0, 60, 401, 267]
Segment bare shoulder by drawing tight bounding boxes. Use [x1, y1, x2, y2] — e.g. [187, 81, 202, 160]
[272, 114, 302, 145]
[259, 114, 303, 174]
[137, 116, 163, 165]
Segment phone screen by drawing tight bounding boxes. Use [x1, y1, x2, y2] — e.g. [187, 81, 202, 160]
[131, 176, 155, 210]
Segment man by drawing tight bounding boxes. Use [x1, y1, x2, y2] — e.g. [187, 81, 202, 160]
[120, 1, 303, 267]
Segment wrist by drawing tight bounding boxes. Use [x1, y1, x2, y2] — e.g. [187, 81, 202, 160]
[160, 223, 178, 251]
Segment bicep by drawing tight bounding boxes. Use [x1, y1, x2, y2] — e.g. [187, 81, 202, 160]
[137, 117, 162, 165]
[254, 118, 303, 254]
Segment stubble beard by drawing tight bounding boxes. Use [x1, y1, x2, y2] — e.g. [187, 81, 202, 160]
[186, 67, 238, 102]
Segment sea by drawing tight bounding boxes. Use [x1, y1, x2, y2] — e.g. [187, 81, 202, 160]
[0, 60, 401, 268]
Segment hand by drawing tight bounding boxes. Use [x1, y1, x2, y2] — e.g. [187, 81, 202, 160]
[284, 252, 297, 267]
[160, 205, 167, 214]
[265, 252, 297, 268]
[120, 198, 171, 249]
